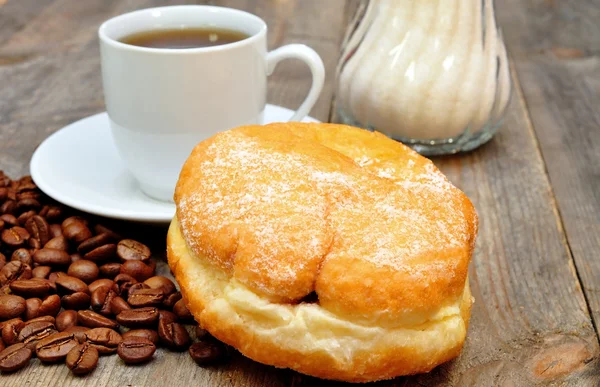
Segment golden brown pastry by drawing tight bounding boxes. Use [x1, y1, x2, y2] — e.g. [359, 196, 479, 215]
[167, 123, 477, 382]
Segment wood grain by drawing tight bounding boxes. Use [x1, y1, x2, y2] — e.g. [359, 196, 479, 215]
[0, 0, 357, 386]
[498, 0, 600, 338]
[328, 69, 600, 386]
[1, 0, 599, 385]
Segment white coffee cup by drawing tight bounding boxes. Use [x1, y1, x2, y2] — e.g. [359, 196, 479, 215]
[99, 5, 324, 202]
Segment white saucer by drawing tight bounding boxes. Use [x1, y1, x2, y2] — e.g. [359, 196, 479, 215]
[30, 104, 319, 224]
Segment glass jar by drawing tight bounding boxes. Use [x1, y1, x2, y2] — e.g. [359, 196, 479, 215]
[335, 0, 511, 155]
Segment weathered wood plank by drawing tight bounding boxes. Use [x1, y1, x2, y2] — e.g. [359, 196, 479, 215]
[498, 0, 600, 338]
[326, 2, 600, 383]
[0, 0, 56, 42]
[0, 0, 349, 178]
[326, 67, 600, 385]
[2, 0, 599, 385]
[0, 0, 355, 386]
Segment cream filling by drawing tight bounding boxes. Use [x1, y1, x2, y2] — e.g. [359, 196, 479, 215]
[169, 218, 472, 363]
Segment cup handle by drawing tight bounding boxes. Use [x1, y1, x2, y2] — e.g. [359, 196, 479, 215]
[266, 44, 325, 122]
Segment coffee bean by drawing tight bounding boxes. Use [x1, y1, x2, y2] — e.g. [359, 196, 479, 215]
[84, 327, 122, 355]
[23, 298, 41, 321]
[70, 253, 82, 263]
[25, 216, 50, 246]
[15, 199, 40, 215]
[27, 236, 41, 250]
[128, 282, 149, 294]
[77, 310, 118, 329]
[48, 224, 63, 239]
[117, 239, 151, 262]
[158, 310, 177, 325]
[31, 266, 51, 279]
[47, 271, 64, 283]
[9, 279, 51, 298]
[35, 204, 49, 215]
[56, 310, 78, 332]
[116, 307, 159, 328]
[46, 272, 63, 293]
[121, 260, 154, 282]
[163, 291, 183, 309]
[158, 320, 190, 351]
[0, 214, 18, 228]
[17, 320, 53, 338]
[118, 336, 156, 364]
[78, 233, 116, 255]
[37, 206, 48, 217]
[99, 262, 121, 278]
[128, 288, 164, 307]
[15, 183, 36, 195]
[113, 274, 137, 296]
[146, 258, 156, 273]
[10, 248, 32, 266]
[64, 326, 89, 343]
[188, 341, 228, 365]
[89, 279, 114, 294]
[144, 276, 176, 296]
[16, 176, 35, 189]
[0, 200, 17, 215]
[25, 315, 55, 325]
[1, 318, 23, 345]
[83, 244, 117, 262]
[0, 261, 32, 286]
[62, 221, 92, 244]
[0, 338, 4, 352]
[55, 274, 89, 295]
[17, 210, 36, 227]
[110, 296, 131, 316]
[61, 292, 91, 310]
[0, 253, 5, 271]
[0, 343, 32, 372]
[0, 173, 9, 187]
[33, 248, 71, 266]
[15, 192, 42, 203]
[38, 205, 50, 217]
[90, 286, 116, 316]
[195, 327, 209, 340]
[18, 320, 57, 350]
[94, 225, 122, 241]
[1, 227, 30, 248]
[61, 216, 88, 229]
[0, 295, 26, 320]
[66, 342, 98, 375]
[122, 329, 158, 345]
[38, 294, 61, 317]
[67, 260, 99, 284]
[44, 236, 68, 251]
[35, 331, 77, 362]
[173, 299, 194, 323]
[43, 206, 63, 223]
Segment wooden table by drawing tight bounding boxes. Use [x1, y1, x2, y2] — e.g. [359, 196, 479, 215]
[1, 0, 599, 385]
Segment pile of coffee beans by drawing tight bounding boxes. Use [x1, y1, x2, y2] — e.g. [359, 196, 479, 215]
[0, 171, 228, 375]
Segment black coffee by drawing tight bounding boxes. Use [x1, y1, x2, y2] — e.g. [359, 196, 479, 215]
[119, 28, 249, 49]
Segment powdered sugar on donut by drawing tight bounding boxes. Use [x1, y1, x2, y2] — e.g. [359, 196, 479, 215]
[175, 123, 476, 303]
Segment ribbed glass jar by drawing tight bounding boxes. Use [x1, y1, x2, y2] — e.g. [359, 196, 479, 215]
[336, 0, 511, 155]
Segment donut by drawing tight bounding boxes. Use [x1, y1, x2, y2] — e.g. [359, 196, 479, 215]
[167, 123, 478, 382]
